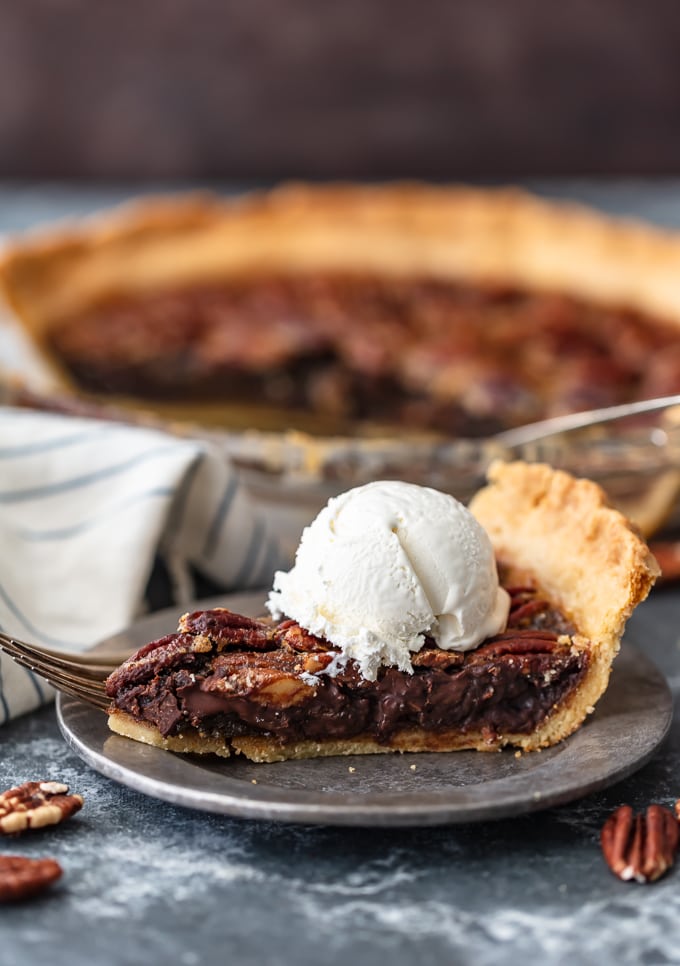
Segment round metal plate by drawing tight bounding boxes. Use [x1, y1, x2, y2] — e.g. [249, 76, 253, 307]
[57, 592, 673, 827]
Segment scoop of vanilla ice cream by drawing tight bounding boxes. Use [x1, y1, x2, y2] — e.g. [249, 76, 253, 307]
[266, 480, 509, 680]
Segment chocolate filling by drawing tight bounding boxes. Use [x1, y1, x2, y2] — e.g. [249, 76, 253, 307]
[106, 587, 589, 747]
[48, 274, 680, 436]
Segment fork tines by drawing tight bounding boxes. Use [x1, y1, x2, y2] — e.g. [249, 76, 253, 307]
[0, 633, 112, 712]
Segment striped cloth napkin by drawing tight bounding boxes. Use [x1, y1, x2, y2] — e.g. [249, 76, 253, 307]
[0, 406, 285, 724]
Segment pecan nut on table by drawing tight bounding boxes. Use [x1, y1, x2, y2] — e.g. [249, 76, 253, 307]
[601, 803, 680, 883]
[0, 780, 83, 902]
[0, 781, 83, 834]
[0, 855, 63, 901]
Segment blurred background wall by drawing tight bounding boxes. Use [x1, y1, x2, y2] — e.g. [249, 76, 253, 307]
[0, 0, 679, 180]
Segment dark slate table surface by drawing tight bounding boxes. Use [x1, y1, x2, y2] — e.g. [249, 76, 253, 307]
[2, 181, 680, 966]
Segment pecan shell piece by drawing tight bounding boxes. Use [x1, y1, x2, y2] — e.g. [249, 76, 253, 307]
[0, 855, 63, 901]
[0, 782, 83, 835]
[601, 804, 680, 883]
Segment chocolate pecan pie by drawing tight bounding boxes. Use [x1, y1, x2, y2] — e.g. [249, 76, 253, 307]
[105, 461, 659, 761]
[3, 185, 680, 437]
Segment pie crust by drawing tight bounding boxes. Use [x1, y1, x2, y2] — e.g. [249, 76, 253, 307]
[6, 184, 680, 327]
[467, 459, 659, 749]
[106, 461, 660, 760]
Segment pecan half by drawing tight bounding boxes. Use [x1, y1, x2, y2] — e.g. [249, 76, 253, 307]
[274, 620, 331, 653]
[0, 855, 62, 901]
[601, 804, 680, 883]
[0, 782, 83, 835]
[412, 647, 464, 670]
[178, 609, 272, 651]
[466, 630, 560, 664]
[507, 597, 550, 626]
[105, 633, 208, 693]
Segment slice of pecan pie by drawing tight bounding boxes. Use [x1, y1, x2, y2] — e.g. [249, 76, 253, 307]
[105, 461, 659, 761]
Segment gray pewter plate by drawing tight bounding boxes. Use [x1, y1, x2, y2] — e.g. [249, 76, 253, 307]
[57, 592, 673, 827]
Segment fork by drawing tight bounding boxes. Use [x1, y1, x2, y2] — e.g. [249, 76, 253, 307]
[0, 631, 131, 711]
[495, 392, 680, 449]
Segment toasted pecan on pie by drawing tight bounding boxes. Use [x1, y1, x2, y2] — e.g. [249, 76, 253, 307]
[3, 185, 680, 437]
[105, 461, 659, 762]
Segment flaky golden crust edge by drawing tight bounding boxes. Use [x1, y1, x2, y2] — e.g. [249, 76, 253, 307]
[470, 460, 660, 645]
[469, 459, 660, 752]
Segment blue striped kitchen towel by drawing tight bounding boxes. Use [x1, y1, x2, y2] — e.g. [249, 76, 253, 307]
[0, 406, 284, 723]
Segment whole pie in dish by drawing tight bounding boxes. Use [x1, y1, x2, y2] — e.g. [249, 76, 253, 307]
[3, 185, 680, 437]
[105, 461, 659, 761]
